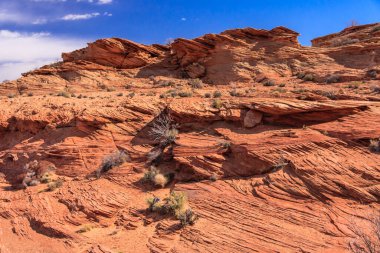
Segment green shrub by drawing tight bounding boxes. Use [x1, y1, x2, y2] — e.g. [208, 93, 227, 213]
[303, 74, 314, 81]
[178, 208, 199, 227]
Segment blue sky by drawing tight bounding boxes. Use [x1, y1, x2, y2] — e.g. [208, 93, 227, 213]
[1, 0, 380, 81]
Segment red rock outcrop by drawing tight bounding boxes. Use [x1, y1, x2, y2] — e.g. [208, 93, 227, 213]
[0, 24, 379, 253]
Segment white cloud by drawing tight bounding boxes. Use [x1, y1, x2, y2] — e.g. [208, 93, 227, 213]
[0, 30, 86, 81]
[181, 17, 187, 21]
[97, 0, 112, 4]
[0, 10, 26, 24]
[61, 12, 100, 21]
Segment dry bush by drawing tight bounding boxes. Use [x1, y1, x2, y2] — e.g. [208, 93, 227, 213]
[96, 150, 129, 178]
[149, 113, 178, 145]
[369, 139, 380, 153]
[143, 166, 169, 187]
[188, 78, 203, 89]
[349, 215, 380, 253]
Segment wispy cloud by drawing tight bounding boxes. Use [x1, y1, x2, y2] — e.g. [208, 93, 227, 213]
[61, 12, 100, 21]
[0, 30, 86, 81]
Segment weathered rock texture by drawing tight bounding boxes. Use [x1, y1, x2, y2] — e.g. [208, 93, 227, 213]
[0, 24, 379, 253]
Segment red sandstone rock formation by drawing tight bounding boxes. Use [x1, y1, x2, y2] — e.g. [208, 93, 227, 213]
[0, 24, 379, 253]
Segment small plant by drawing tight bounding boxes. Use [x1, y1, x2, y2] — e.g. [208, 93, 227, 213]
[71, 93, 76, 97]
[229, 89, 242, 97]
[204, 93, 211, 98]
[213, 91, 222, 98]
[369, 139, 380, 153]
[106, 87, 116, 92]
[143, 166, 169, 188]
[370, 85, 380, 93]
[40, 172, 53, 184]
[117, 92, 123, 97]
[263, 80, 275, 87]
[218, 140, 231, 149]
[209, 173, 217, 181]
[27, 92, 34, 97]
[164, 191, 188, 216]
[303, 74, 314, 81]
[188, 78, 203, 89]
[348, 215, 380, 253]
[96, 150, 129, 178]
[124, 84, 132, 89]
[47, 179, 63, 192]
[149, 113, 178, 145]
[7, 94, 15, 98]
[348, 83, 359, 89]
[372, 26, 380, 32]
[278, 83, 286, 87]
[178, 91, 192, 97]
[146, 197, 161, 212]
[326, 75, 340, 84]
[76, 224, 95, 233]
[57, 91, 70, 98]
[178, 208, 199, 227]
[128, 92, 135, 98]
[212, 99, 222, 109]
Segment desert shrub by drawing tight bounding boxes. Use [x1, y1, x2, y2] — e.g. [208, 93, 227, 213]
[213, 90, 222, 98]
[370, 85, 380, 93]
[143, 166, 169, 188]
[178, 208, 199, 227]
[204, 93, 211, 98]
[293, 89, 307, 94]
[128, 92, 135, 98]
[40, 172, 53, 184]
[326, 75, 340, 83]
[149, 113, 178, 145]
[263, 80, 276, 86]
[303, 74, 314, 81]
[188, 78, 203, 89]
[27, 92, 34, 97]
[57, 91, 70, 98]
[76, 224, 95, 233]
[368, 70, 378, 79]
[178, 91, 192, 97]
[278, 83, 286, 87]
[146, 191, 198, 226]
[106, 86, 116, 92]
[218, 140, 231, 149]
[7, 94, 16, 98]
[117, 92, 123, 97]
[17, 83, 28, 94]
[96, 150, 129, 178]
[332, 38, 360, 47]
[146, 91, 156, 96]
[47, 179, 63, 191]
[297, 72, 306, 79]
[124, 84, 132, 89]
[209, 173, 217, 181]
[349, 215, 380, 253]
[146, 148, 163, 164]
[348, 83, 360, 89]
[164, 191, 188, 216]
[212, 99, 223, 109]
[372, 26, 380, 32]
[369, 139, 380, 153]
[229, 89, 242, 97]
[159, 93, 167, 99]
[71, 93, 76, 97]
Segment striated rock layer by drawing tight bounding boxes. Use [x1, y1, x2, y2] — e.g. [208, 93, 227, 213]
[0, 23, 380, 253]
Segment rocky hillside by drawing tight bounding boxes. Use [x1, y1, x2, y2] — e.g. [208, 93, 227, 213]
[0, 24, 379, 253]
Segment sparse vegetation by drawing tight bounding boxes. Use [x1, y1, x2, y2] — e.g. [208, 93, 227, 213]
[303, 73, 314, 81]
[146, 191, 198, 227]
[27, 92, 34, 97]
[370, 85, 380, 93]
[106, 86, 116, 92]
[369, 139, 380, 153]
[213, 90, 222, 98]
[57, 91, 71, 98]
[7, 94, 16, 98]
[47, 179, 64, 192]
[188, 78, 203, 89]
[263, 80, 275, 86]
[332, 38, 360, 47]
[212, 99, 223, 109]
[348, 83, 360, 89]
[278, 83, 286, 87]
[229, 89, 242, 97]
[117, 92, 123, 97]
[204, 93, 211, 98]
[149, 113, 178, 145]
[76, 224, 95, 233]
[348, 215, 380, 253]
[326, 75, 340, 84]
[96, 150, 129, 178]
[178, 91, 192, 97]
[143, 166, 169, 188]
